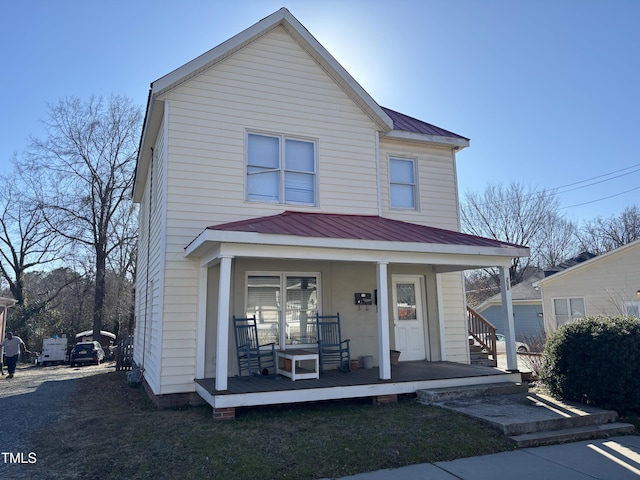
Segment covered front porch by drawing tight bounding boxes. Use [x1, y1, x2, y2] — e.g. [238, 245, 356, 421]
[184, 212, 529, 418]
[195, 360, 522, 419]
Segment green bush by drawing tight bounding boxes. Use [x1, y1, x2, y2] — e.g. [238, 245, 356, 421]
[540, 316, 640, 412]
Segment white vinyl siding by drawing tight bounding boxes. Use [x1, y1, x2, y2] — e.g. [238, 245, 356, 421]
[160, 26, 380, 232]
[133, 118, 167, 392]
[438, 272, 469, 363]
[380, 139, 459, 229]
[147, 27, 380, 392]
[538, 241, 640, 332]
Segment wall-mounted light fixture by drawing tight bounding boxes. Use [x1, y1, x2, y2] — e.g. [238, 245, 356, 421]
[637, 289, 640, 298]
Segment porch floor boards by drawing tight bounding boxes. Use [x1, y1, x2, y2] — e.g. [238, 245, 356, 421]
[196, 361, 509, 395]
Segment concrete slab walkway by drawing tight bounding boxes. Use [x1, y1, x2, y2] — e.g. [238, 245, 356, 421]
[335, 435, 640, 479]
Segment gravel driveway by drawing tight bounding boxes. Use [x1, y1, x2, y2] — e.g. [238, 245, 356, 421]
[0, 361, 114, 477]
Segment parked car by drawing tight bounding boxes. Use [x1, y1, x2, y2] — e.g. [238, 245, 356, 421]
[495, 333, 529, 353]
[470, 334, 530, 353]
[70, 341, 105, 367]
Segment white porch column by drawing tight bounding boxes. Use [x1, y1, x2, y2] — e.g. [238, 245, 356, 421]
[376, 262, 391, 380]
[499, 266, 518, 372]
[195, 265, 208, 379]
[215, 256, 233, 391]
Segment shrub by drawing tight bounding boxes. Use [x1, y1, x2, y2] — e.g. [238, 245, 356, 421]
[540, 316, 640, 412]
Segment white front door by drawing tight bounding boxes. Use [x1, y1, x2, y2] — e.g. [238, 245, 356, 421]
[392, 275, 427, 361]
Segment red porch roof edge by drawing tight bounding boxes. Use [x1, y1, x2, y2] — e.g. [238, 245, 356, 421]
[380, 107, 470, 141]
[205, 211, 527, 251]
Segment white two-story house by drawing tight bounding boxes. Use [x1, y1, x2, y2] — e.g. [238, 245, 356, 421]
[132, 8, 528, 418]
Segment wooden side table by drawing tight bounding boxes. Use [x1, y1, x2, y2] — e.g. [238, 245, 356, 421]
[276, 349, 319, 381]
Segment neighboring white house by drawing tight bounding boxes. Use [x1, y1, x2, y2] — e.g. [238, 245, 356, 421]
[132, 8, 528, 413]
[534, 240, 640, 333]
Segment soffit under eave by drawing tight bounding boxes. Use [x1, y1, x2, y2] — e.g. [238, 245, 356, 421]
[381, 130, 470, 150]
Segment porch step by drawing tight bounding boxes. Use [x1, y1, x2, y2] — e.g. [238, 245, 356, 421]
[416, 382, 528, 404]
[469, 345, 495, 366]
[418, 387, 637, 448]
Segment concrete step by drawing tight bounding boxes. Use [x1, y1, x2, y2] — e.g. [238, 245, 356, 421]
[509, 422, 637, 448]
[416, 382, 528, 404]
[419, 387, 638, 447]
[470, 359, 497, 367]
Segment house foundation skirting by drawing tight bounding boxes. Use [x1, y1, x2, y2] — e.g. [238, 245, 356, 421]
[195, 371, 522, 411]
[142, 379, 206, 409]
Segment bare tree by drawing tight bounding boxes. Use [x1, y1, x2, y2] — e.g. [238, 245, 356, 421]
[536, 212, 579, 269]
[23, 95, 142, 342]
[0, 172, 62, 305]
[460, 182, 572, 286]
[577, 205, 640, 254]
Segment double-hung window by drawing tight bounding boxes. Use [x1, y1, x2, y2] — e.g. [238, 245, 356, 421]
[246, 273, 319, 348]
[389, 157, 416, 209]
[246, 133, 316, 205]
[553, 297, 585, 327]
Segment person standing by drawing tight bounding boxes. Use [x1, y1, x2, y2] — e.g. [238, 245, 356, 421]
[0, 332, 30, 379]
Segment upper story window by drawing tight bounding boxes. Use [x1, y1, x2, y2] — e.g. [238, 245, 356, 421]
[389, 157, 416, 209]
[246, 133, 316, 205]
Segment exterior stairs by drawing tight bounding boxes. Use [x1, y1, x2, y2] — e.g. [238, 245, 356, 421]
[469, 343, 495, 367]
[417, 382, 636, 447]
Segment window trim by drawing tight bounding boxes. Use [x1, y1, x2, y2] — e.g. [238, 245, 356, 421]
[245, 271, 322, 349]
[245, 131, 318, 206]
[552, 296, 586, 327]
[388, 156, 417, 210]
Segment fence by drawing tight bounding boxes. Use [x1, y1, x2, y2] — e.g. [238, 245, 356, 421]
[115, 334, 134, 371]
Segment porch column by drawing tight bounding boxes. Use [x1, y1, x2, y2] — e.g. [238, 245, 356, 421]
[195, 265, 208, 379]
[499, 266, 518, 372]
[377, 262, 391, 380]
[215, 256, 233, 391]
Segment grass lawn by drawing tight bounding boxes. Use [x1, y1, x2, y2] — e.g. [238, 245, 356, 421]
[27, 371, 516, 479]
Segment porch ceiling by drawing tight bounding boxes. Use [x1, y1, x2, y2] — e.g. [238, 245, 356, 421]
[185, 211, 529, 270]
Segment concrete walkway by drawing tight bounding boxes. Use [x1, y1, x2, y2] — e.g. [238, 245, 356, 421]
[336, 435, 640, 479]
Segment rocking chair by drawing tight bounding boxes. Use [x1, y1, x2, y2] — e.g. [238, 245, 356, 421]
[232, 315, 276, 379]
[316, 313, 351, 373]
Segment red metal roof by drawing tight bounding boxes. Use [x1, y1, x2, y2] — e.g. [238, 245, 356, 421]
[207, 211, 525, 250]
[381, 107, 469, 140]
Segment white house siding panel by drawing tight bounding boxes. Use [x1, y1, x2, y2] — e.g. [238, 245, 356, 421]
[540, 243, 640, 331]
[152, 27, 385, 393]
[438, 272, 469, 363]
[134, 116, 167, 394]
[379, 139, 460, 230]
[160, 25, 381, 232]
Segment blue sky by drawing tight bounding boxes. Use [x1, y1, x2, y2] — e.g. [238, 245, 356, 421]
[2, 0, 639, 224]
